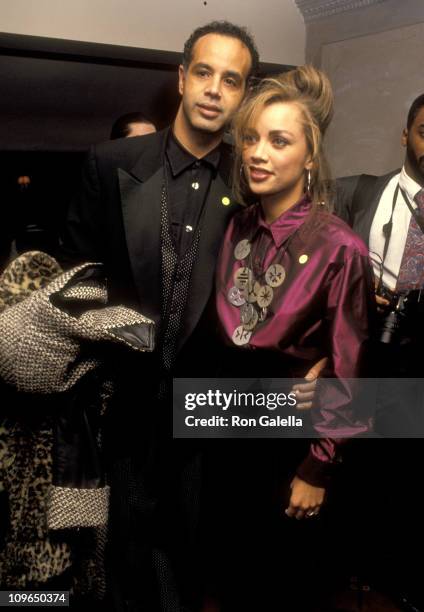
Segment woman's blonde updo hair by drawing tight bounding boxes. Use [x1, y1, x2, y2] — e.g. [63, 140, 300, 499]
[232, 65, 334, 210]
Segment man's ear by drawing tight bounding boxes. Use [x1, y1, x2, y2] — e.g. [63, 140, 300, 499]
[401, 128, 408, 148]
[178, 65, 185, 96]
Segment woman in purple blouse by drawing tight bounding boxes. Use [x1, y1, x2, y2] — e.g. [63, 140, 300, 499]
[212, 66, 374, 607]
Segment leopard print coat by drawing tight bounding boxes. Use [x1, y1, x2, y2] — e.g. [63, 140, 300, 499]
[0, 250, 61, 314]
[0, 252, 106, 595]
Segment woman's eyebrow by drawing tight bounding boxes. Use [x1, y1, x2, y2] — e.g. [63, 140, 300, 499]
[268, 129, 294, 137]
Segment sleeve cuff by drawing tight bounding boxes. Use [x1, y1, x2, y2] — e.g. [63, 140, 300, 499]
[296, 451, 337, 488]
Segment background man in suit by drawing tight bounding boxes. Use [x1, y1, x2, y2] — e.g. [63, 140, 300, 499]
[335, 94, 424, 389]
[336, 93, 424, 330]
[110, 111, 157, 139]
[335, 94, 424, 609]
[62, 21, 259, 612]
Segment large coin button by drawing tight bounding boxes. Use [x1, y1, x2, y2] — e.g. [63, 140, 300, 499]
[243, 309, 258, 331]
[234, 239, 251, 260]
[234, 267, 253, 290]
[265, 264, 285, 288]
[256, 285, 273, 308]
[227, 286, 246, 307]
[232, 325, 252, 346]
[240, 303, 255, 326]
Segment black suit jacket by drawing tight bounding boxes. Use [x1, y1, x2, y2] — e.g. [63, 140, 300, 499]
[335, 169, 400, 246]
[62, 128, 239, 359]
[61, 131, 241, 611]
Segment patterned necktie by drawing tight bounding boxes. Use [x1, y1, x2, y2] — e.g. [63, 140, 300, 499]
[396, 188, 424, 291]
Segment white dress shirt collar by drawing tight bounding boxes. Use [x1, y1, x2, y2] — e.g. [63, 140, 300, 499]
[399, 166, 422, 205]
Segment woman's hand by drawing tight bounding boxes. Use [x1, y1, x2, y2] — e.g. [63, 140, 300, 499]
[291, 357, 328, 410]
[285, 476, 325, 520]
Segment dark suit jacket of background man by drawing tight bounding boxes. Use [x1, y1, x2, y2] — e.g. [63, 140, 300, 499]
[334, 168, 423, 376]
[334, 170, 399, 244]
[334, 170, 424, 605]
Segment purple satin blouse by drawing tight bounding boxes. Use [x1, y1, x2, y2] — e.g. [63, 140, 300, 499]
[216, 197, 375, 486]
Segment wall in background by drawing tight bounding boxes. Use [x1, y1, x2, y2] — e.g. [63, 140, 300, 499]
[305, 0, 424, 66]
[0, 0, 305, 65]
[304, 0, 424, 177]
[322, 21, 424, 177]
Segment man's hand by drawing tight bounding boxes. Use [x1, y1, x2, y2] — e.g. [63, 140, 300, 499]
[375, 294, 390, 307]
[291, 357, 328, 411]
[285, 476, 325, 520]
[374, 278, 390, 311]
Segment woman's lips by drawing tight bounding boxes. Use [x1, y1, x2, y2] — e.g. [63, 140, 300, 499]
[249, 167, 273, 182]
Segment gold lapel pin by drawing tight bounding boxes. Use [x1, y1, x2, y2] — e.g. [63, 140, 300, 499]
[299, 254, 309, 264]
[221, 196, 231, 206]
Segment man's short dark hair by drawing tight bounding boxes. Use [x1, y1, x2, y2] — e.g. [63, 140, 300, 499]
[110, 112, 155, 140]
[182, 21, 259, 79]
[407, 94, 424, 130]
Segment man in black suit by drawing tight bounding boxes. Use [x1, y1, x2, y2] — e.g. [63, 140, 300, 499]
[61, 21, 259, 612]
[63, 23, 257, 363]
[335, 93, 424, 323]
[335, 94, 424, 386]
[335, 94, 424, 608]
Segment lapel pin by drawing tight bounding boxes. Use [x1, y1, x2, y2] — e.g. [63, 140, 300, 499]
[299, 254, 308, 264]
[221, 196, 231, 206]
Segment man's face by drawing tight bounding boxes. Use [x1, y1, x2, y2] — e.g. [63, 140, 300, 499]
[178, 33, 252, 136]
[402, 106, 424, 185]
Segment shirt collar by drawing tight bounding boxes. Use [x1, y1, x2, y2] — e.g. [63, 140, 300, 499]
[166, 129, 221, 177]
[250, 196, 312, 248]
[399, 166, 423, 203]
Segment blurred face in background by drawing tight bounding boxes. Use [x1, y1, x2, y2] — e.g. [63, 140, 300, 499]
[126, 121, 156, 137]
[403, 106, 424, 186]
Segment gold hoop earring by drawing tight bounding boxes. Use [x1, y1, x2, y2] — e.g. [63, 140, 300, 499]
[240, 163, 248, 188]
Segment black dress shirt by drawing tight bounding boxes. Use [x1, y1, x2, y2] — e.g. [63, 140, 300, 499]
[165, 130, 221, 256]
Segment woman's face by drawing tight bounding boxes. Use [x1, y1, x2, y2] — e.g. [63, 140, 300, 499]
[241, 101, 313, 201]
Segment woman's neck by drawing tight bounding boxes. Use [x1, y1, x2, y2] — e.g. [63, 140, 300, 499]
[260, 183, 306, 224]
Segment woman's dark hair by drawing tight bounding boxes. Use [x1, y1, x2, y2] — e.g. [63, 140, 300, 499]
[182, 20, 259, 79]
[110, 112, 155, 140]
